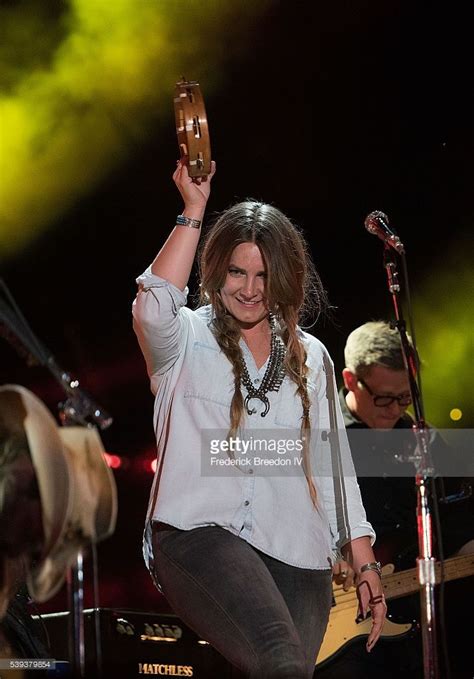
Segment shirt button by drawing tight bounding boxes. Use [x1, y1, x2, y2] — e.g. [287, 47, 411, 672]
[248, 469, 254, 475]
[244, 500, 250, 506]
[254, 378, 260, 384]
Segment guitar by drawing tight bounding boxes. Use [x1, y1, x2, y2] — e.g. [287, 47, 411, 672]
[173, 77, 211, 178]
[316, 553, 474, 666]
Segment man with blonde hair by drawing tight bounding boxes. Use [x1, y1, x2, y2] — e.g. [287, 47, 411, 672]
[342, 320, 414, 430]
[319, 320, 473, 679]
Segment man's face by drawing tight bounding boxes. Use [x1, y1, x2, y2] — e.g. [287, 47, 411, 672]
[346, 365, 412, 429]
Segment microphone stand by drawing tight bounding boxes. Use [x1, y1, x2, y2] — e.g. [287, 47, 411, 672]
[0, 280, 112, 679]
[55, 369, 111, 679]
[382, 245, 439, 679]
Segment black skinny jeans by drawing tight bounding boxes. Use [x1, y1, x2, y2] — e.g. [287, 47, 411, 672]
[151, 523, 332, 679]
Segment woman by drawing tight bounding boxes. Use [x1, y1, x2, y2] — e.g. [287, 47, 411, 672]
[132, 159, 386, 678]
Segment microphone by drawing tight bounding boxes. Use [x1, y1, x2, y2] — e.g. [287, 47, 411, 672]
[364, 210, 405, 254]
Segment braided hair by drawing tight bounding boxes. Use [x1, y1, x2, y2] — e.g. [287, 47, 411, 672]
[198, 200, 329, 506]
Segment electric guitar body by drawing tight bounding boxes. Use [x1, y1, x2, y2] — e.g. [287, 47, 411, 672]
[316, 564, 413, 667]
[316, 553, 474, 667]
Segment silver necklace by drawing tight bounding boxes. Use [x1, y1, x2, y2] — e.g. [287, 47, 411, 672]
[240, 316, 286, 417]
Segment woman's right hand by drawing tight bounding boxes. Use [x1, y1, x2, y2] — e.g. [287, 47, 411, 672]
[173, 158, 216, 212]
[356, 570, 387, 652]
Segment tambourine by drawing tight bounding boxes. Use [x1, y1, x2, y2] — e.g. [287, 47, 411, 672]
[174, 78, 212, 178]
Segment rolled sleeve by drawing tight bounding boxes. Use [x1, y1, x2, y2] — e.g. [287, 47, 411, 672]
[132, 268, 188, 379]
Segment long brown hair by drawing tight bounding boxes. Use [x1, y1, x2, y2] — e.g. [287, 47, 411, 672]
[198, 200, 329, 506]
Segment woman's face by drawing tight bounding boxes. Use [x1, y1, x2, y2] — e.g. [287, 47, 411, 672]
[220, 242, 269, 329]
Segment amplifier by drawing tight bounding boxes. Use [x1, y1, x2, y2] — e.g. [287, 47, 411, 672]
[37, 608, 233, 678]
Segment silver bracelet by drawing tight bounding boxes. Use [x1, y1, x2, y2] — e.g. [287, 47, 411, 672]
[360, 561, 382, 577]
[176, 214, 201, 229]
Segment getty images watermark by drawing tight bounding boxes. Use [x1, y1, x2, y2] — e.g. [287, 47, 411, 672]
[200, 428, 474, 478]
[201, 430, 308, 476]
[210, 435, 304, 466]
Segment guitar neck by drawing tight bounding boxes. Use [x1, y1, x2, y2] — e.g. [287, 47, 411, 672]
[383, 554, 474, 601]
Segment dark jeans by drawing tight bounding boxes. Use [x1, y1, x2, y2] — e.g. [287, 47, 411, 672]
[151, 523, 332, 679]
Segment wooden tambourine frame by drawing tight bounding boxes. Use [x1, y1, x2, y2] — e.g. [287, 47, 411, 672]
[174, 78, 211, 178]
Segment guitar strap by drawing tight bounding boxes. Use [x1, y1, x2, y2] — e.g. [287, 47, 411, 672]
[322, 351, 350, 557]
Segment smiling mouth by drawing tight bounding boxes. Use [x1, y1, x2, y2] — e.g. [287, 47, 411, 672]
[236, 299, 262, 306]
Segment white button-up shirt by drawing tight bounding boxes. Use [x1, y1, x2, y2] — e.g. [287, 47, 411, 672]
[132, 270, 374, 576]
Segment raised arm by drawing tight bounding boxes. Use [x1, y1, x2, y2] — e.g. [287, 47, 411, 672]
[151, 159, 216, 291]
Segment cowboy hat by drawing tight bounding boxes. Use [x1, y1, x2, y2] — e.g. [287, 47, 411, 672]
[0, 384, 117, 615]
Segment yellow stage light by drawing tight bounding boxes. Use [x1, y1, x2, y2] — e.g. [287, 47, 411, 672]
[0, 0, 271, 260]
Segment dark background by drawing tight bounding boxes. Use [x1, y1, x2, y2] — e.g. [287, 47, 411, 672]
[1, 1, 472, 613]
